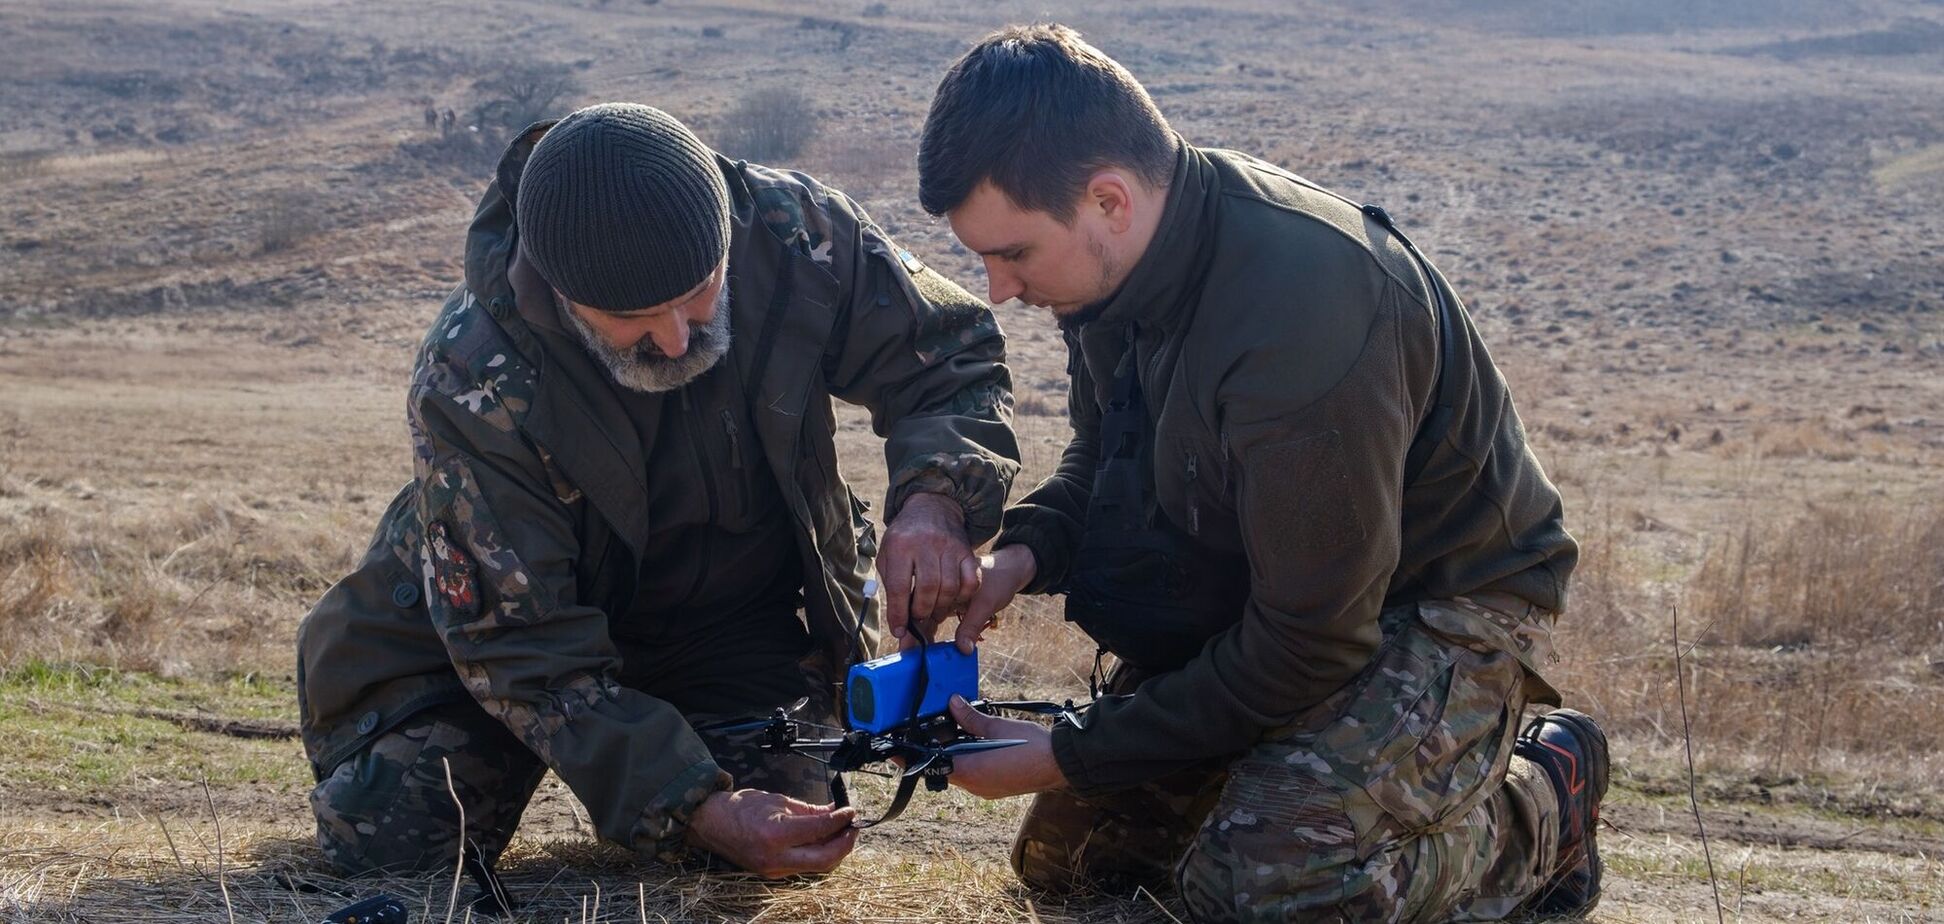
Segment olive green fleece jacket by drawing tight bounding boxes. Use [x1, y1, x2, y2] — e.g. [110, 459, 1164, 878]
[297, 122, 1020, 855]
[998, 144, 1577, 795]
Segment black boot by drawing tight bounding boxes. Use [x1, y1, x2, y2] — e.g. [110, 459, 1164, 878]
[1514, 708, 1609, 917]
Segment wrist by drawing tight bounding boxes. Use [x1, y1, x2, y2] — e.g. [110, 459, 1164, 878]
[899, 490, 965, 526]
[682, 790, 729, 852]
[996, 543, 1038, 591]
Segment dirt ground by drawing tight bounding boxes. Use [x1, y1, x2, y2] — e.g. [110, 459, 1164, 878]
[3, 0, 1943, 920]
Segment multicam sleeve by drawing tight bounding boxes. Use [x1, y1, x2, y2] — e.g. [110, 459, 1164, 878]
[406, 350, 731, 857]
[817, 194, 1022, 543]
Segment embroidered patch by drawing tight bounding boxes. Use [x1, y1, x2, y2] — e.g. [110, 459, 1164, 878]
[424, 520, 479, 613]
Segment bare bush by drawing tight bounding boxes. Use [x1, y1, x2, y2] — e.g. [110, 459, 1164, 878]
[717, 87, 819, 165]
[469, 62, 583, 138]
[254, 190, 325, 255]
[804, 134, 911, 200]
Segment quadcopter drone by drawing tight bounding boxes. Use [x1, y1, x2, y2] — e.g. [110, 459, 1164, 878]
[701, 633, 1093, 827]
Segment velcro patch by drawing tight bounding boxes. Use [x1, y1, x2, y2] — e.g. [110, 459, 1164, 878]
[1243, 430, 1366, 558]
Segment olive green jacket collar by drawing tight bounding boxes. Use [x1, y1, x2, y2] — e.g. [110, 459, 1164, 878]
[1089, 142, 1224, 333]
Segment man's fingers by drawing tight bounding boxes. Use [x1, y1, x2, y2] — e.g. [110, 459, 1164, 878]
[777, 826, 859, 875]
[958, 582, 1008, 654]
[929, 550, 964, 611]
[956, 556, 981, 609]
[772, 804, 856, 844]
[908, 559, 943, 625]
[881, 561, 911, 638]
[775, 796, 847, 817]
[954, 608, 990, 655]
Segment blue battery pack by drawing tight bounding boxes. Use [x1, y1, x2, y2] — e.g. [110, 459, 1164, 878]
[846, 644, 979, 734]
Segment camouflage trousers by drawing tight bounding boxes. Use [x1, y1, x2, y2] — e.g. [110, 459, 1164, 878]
[1015, 598, 1564, 923]
[309, 695, 833, 876]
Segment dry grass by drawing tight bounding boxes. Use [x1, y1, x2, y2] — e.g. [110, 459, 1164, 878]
[0, 818, 1182, 923]
[5, 0, 1944, 917]
[1553, 496, 1944, 815]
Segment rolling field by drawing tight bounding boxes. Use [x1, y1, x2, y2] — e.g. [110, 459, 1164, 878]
[2, 0, 1942, 919]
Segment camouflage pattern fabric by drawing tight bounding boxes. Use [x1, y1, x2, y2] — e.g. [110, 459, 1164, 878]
[311, 700, 548, 876]
[1017, 600, 1565, 922]
[312, 697, 840, 875]
[1011, 663, 1229, 894]
[1011, 757, 1229, 896]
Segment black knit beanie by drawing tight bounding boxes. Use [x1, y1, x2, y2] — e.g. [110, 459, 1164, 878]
[516, 103, 731, 311]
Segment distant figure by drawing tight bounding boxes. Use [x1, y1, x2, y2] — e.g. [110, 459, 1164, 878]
[913, 24, 1604, 923]
[296, 104, 1017, 880]
[423, 106, 438, 130]
[441, 107, 457, 135]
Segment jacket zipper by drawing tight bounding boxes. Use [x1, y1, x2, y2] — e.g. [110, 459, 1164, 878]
[1184, 448, 1201, 535]
[675, 387, 717, 610]
[721, 409, 751, 512]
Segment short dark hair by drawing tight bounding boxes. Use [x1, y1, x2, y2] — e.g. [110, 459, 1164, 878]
[919, 24, 1177, 221]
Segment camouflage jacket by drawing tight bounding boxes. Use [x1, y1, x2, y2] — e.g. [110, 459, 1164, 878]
[297, 123, 1019, 855]
[999, 145, 1576, 794]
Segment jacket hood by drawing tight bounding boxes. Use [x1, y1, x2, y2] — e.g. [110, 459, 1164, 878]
[464, 120, 560, 309]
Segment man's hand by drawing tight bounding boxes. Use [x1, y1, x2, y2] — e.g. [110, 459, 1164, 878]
[683, 790, 859, 878]
[941, 694, 1067, 799]
[878, 492, 977, 646]
[946, 544, 1037, 654]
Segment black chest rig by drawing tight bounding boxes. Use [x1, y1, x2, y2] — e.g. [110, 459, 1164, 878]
[1062, 326, 1250, 672]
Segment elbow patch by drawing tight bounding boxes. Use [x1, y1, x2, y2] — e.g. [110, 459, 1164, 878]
[1243, 430, 1367, 560]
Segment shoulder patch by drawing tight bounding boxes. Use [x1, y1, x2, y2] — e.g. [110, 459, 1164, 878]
[413, 290, 538, 434]
[749, 180, 836, 266]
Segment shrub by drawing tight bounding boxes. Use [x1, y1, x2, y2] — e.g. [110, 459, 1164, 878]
[717, 87, 819, 164]
[255, 190, 325, 254]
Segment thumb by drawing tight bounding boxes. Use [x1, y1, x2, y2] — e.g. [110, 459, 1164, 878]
[948, 694, 992, 735]
[957, 584, 1002, 655]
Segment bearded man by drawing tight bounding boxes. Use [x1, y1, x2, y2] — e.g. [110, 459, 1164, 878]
[296, 103, 1019, 879]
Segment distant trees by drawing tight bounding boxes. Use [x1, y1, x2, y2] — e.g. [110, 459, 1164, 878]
[468, 62, 583, 137]
[405, 61, 584, 170]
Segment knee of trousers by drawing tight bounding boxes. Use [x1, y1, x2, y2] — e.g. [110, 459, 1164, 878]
[1175, 790, 1366, 924]
[306, 711, 543, 876]
[1010, 817, 1082, 893]
[310, 767, 468, 875]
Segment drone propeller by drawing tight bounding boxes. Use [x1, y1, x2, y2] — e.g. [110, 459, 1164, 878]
[975, 698, 1091, 729]
[693, 696, 816, 735]
[898, 737, 1028, 777]
[937, 737, 1030, 756]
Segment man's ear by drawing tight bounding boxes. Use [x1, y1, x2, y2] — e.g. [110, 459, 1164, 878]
[1084, 171, 1137, 234]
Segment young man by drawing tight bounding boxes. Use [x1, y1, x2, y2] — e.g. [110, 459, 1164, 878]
[906, 25, 1604, 922]
[297, 103, 1019, 879]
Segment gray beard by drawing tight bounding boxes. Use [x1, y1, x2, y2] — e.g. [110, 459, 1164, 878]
[560, 285, 732, 393]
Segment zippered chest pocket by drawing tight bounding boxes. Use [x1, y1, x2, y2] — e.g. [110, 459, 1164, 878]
[1161, 433, 1241, 553]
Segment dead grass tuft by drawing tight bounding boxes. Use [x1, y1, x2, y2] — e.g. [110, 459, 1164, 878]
[0, 821, 1176, 923]
[1688, 503, 1943, 651]
[1558, 499, 1944, 806]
